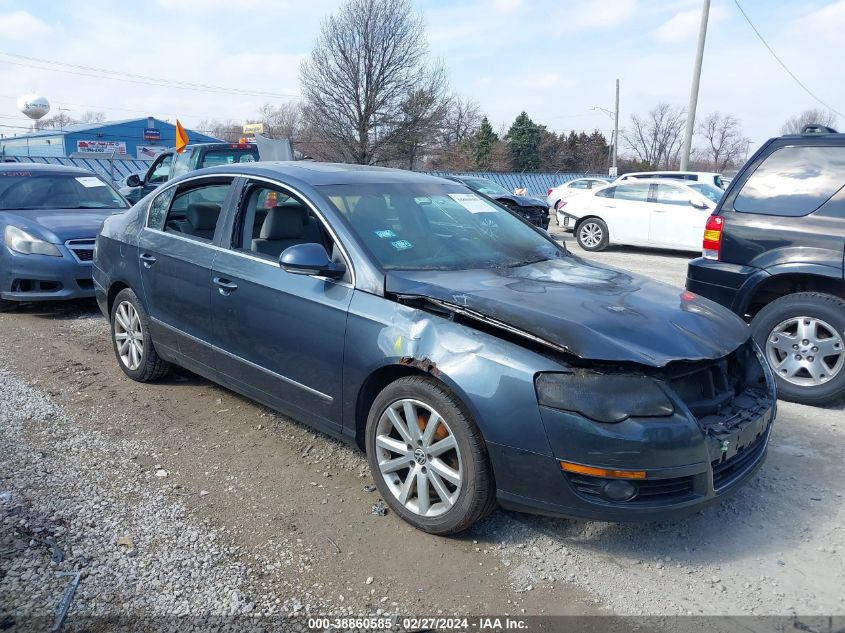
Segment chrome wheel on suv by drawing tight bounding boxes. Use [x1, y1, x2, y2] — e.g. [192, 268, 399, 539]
[765, 316, 844, 386]
[374, 398, 463, 518]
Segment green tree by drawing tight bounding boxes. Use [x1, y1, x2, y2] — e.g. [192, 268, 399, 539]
[506, 111, 541, 170]
[474, 117, 498, 170]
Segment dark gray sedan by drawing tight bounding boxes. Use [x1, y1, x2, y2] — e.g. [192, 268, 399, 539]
[93, 162, 776, 535]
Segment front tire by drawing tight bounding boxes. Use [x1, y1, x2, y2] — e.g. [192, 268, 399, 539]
[576, 217, 609, 251]
[110, 288, 172, 382]
[751, 292, 845, 406]
[0, 298, 17, 313]
[365, 376, 496, 535]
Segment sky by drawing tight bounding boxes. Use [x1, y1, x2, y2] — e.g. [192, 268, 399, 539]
[1, 0, 844, 154]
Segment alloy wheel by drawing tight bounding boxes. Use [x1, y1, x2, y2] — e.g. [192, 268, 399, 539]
[114, 300, 144, 371]
[579, 222, 603, 248]
[765, 316, 845, 386]
[374, 398, 463, 518]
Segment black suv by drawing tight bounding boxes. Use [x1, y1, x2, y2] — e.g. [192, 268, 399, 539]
[687, 125, 845, 406]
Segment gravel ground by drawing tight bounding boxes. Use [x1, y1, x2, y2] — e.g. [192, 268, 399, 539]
[0, 227, 843, 625]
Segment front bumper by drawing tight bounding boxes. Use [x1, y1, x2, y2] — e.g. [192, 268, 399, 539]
[0, 241, 96, 302]
[491, 344, 776, 522]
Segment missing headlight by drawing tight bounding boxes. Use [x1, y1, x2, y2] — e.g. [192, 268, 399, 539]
[535, 372, 674, 423]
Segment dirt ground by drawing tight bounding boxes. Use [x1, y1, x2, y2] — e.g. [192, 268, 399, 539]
[1, 233, 843, 623]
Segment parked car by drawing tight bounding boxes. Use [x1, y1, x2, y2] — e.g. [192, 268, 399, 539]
[546, 177, 611, 222]
[562, 178, 722, 252]
[119, 142, 259, 203]
[94, 162, 775, 535]
[615, 171, 726, 189]
[0, 163, 127, 311]
[687, 125, 845, 406]
[445, 176, 550, 229]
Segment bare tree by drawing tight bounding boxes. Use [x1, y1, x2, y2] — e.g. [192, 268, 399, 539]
[256, 102, 304, 140]
[623, 103, 686, 169]
[79, 111, 106, 124]
[696, 111, 750, 171]
[32, 112, 77, 131]
[780, 108, 838, 134]
[299, 0, 448, 165]
[427, 95, 481, 169]
[197, 119, 243, 142]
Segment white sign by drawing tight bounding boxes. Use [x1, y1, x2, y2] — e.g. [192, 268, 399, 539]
[137, 145, 167, 160]
[449, 193, 498, 214]
[76, 140, 127, 155]
[608, 166, 618, 178]
[75, 176, 106, 188]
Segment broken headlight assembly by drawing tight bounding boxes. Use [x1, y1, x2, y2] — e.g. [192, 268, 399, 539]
[535, 372, 674, 423]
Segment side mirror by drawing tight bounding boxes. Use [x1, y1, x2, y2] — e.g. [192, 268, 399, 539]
[279, 243, 346, 279]
[689, 198, 709, 210]
[126, 174, 141, 188]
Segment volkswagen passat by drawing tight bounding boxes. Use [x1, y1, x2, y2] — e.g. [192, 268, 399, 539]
[1, 163, 127, 311]
[93, 162, 775, 535]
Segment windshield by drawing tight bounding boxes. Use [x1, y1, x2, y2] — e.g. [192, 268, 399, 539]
[461, 178, 511, 197]
[0, 173, 127, 210]
[321, 183, 564, 271]
[689, 183, 724, 204]
[200, 148, 258, 168]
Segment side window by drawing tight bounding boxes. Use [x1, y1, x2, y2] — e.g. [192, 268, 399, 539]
[157, 180, 232, 242]
[569, 180, 588, 189]
[655, 184, 689, 206]
[170, 149, 194, 179]
[614, 183, 650, 202]
[235, 183, 330, 261]
[148, 154, 173, 184]
[734, 146, 845, 216]
[595, 186, 616, 198]
[147, 188, 175, 229]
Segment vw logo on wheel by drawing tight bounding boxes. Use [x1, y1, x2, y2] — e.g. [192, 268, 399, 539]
[413, 448, 427, 465]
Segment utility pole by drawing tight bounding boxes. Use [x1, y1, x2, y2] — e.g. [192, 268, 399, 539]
[680, 0, 710, 171]
[612, 78, 619, 177]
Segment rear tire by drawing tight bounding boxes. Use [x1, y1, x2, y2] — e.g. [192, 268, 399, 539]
[751, 292, 845, 406]
[110, 288, 172, 382]
[576, 217, 609, 251]
[365, 376, 496, 535]
[0, 298, 17, 313]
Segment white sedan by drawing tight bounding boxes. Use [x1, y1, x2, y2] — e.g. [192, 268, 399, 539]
[547, 177, 611, 224]
[561, 178, 724, 253]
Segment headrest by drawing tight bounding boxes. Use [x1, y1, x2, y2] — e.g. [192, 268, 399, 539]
[354, 195, 389, 222]
[187, 203, 220, 230]
[272, 202, 309, 226]
[260, 207, 304, 240]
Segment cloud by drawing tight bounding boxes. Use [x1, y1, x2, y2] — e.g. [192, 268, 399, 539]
[655, 4, 728, 43]
[554, 0, 638, 33]
[791, 0, 845, 43]
[0, 11, 51, 39]
[491, 0, 524, 13]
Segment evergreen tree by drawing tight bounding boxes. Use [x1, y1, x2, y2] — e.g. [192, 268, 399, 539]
[506, 112, 541, 170]
[474, 117, 498, 170]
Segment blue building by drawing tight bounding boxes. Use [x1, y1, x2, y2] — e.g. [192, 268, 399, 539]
[0, 117, 220, 159]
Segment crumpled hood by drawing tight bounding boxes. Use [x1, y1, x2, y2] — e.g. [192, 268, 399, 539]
[492, 194, 547, 210]
[385, 256, 750, 367]
[1, 208, 121, 242]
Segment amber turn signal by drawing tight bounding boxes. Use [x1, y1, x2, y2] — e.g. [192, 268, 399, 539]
[559, 461, 646, 479]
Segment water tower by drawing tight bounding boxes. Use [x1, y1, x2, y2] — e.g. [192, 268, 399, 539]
[17, 93, 50, 120]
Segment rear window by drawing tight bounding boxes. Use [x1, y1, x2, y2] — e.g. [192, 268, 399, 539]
[200, 148, 258, 168]
[733, 145, 845, 216]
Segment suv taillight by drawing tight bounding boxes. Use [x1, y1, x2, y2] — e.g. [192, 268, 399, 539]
[703, 214, 723, 260]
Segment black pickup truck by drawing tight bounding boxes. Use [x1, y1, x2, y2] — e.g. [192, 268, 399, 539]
[687, 125, 845, 406]
[119, 142, 258, 203]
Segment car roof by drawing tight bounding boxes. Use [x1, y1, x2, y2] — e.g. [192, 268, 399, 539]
[192, 161, 452, 186]
[0, 163, 94, 176]
[607, 178, 711, 190]
[619, 170, 719, 177]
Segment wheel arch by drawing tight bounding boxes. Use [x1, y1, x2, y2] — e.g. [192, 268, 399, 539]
[743, 272, 845, 319]
[106, 280, 131, 318]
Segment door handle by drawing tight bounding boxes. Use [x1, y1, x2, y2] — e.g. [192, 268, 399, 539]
[139, 253, 157, 267]
[213, 276, 238, 295]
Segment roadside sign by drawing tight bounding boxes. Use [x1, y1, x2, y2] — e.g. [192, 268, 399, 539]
[243, 123, 264, 135]
[609, 166, 618, 177]
[76, 140, 127, 155]
[143, 127, 161, 141]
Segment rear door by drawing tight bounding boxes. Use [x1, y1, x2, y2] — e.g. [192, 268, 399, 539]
[718, 143, 845, 273]
[138, 176, 236, 368]
[209, 179, 353, 432]
[591, 182, 651, 245]
[649, 183, 712, 250]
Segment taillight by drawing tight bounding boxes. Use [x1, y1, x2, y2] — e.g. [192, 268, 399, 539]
[703, 214, 723, 260]
[547, 188, 553, 196]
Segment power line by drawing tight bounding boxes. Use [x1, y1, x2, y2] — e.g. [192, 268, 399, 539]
[0, 51, 302, 100]
[733, 0, 844, 117]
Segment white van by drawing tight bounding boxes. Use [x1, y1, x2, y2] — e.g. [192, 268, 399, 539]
[614, 171, 725, 189]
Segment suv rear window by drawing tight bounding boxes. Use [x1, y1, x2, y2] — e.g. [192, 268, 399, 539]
[733, 145, 845, 216]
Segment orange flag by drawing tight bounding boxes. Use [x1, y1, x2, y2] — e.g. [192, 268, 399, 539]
[175, 119, 189, 154]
